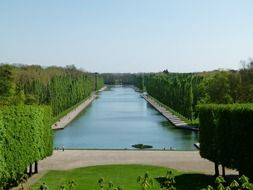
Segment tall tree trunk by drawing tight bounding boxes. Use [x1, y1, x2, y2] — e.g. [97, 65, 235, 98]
[215, 162, 219, 176]
[35, 161, 38, 174]
[222, 165, 225, 177]
[29, 163, 33, 177]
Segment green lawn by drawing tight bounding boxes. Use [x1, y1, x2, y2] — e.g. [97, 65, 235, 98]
[29, 165, 215, 190]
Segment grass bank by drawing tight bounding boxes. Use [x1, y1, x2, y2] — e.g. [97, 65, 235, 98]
[29, 165, 214, 190]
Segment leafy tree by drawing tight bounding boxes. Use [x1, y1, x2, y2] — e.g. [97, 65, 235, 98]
[205, 175, 253, 190]
[227, 72, 241, 103]
[1, 64, 104, 117]
[98, 178, 121, 190]
[200, 72, 233, 104]
[160, 170, 176, 190]
[144, 73, 202, 120]
[15, 90, 25, 105]
[0, 64, 16, 105]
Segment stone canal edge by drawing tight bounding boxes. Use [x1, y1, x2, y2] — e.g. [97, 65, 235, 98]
[52, 86, 107, 130]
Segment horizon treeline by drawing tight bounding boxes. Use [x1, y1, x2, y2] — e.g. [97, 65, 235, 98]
[0, 64, 104, 116]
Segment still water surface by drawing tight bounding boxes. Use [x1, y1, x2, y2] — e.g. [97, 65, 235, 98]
[54, 86, 198, 150]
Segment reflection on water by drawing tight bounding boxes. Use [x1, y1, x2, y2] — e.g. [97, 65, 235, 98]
[54, 86, 198, 150]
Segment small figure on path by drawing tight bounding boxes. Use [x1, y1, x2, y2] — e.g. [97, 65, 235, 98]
[62, 145, 65, 151]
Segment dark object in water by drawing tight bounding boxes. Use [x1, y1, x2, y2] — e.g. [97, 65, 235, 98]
[194, 142, 200, 149]
[132, 144, 153, 149]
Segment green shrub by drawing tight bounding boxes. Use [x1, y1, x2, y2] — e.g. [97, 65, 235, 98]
[0, 105, 53, 188]
[198, 104, 253, 178]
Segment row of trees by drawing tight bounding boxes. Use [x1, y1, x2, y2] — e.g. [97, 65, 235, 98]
[0, 106, 52, 189]
[102, 72, 202, 120]
[102, 73, 143, 86]
[198, 104, 253, 178]
[144, 73, 202, 120]
[0, 64, 104, 188]
[145, 63, 253, 121]
[102, 59, 253, 122]
[0, 64, 104, 116]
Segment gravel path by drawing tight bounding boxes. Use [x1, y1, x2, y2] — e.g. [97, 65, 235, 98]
[39, 150, 236, 174]
[12, 150, 237, 189]
[52, 95, 97, 130]
[13, 86, 238, 189]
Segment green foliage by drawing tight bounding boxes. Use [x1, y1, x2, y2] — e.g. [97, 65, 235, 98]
[0, 64, 104, 188]
[103, 68, 253, 122]
[198, 104, 253, 178]
[25, 94, 39, 105]
[147, 95, 195, 125]
[48, 74, 93, 115]
[68, 179, 76, 190]
[15, 90, 26, 105]
[239, 59, 253, 102]
[0, 106, 53, 189]
[199, 72, 233, 104]
[47, 72, 103, 116]
[1, 64, 104, 117]
[0, 64, 16, 105]
[39, 182, 48, 190]
[229, 180, 239, 188]
[98, 177, 122, 190]
[205, 175, 253, 190]
[215, 176, 226, 184]
[102, 73, 139, 85]
[98, 177, 104, 189]
[19, 174, 28, 190]
[144, 73, 202, 120]
[160, 170, 176, 190]
[137, 172, 153, 190]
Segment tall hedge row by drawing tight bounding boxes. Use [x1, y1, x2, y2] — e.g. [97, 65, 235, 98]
[21, 73, 104, 116]
[0, 64, 104, 116]
[145, 73, 203, 120]
[198, 104, 253, 177]
[49, 74, 94, 116]
[0, 105, 53, 187]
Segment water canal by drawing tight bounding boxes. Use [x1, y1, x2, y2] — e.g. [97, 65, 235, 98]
[54, 86, 198, 150]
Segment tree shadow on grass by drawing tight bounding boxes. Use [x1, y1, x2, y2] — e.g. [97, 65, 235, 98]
[156, 174, 215, 190]
[174, 174, 215, 190]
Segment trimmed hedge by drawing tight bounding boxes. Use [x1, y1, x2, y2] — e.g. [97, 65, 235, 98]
[145, 73, 202, 120]
[0, 105, 53, 187]
[198, 104, 253, 177]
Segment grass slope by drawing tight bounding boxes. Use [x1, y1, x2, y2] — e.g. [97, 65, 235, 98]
[148, 95, 199, 126]
[29, 165, 214, 190]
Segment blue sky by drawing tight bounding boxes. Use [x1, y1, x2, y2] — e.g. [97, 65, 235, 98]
[0, 1, 252, 73]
